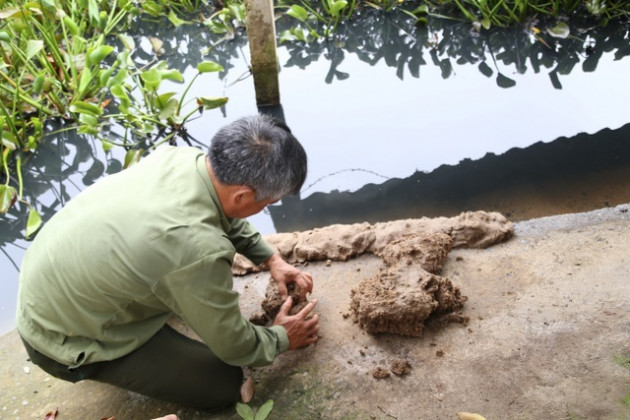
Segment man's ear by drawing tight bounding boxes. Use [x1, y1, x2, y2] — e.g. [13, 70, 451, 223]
[231, 185, 256, 206]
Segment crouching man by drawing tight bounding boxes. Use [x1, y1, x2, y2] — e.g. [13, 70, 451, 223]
[16, 114, 319, 410]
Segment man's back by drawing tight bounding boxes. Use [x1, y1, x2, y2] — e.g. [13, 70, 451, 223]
[16, 146, 229, 366]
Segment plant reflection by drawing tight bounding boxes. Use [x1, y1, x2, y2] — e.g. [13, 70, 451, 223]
[2, 13, 629, 247]
[277, 13, 630, 88]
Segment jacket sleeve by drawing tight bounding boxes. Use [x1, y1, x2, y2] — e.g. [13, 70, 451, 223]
[152, 250, 289, 367]
[226, 217, 274, 265]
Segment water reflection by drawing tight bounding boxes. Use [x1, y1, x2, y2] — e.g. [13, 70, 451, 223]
[277, 13, 630, 88]
[268, 122, 630, 232]
[2, 16, 630, 335]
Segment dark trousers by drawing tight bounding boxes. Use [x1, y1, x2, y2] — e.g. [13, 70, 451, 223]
[20, 325, 243, 409]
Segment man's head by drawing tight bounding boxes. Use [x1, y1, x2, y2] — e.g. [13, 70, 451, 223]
[208, 114, 307, 217]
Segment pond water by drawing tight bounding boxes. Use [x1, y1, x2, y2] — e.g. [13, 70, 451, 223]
[2, 16, 630, 335]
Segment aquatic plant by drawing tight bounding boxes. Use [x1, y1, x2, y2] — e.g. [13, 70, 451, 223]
[278, 0, 630, 37]
[0, 0, 230, 235]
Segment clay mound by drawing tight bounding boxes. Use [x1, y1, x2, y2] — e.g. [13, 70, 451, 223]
[232, 253, 262, 276]
[292, 223, 375, 262]
[448, 211, 514, 248]
[369, 211, 513, 253]
[265, 232, 299, 260]
[249, 281, 309, 326]
[231, 212, 513, 276]
[350, 268, 466, 337]
[374, 232, 452, 273]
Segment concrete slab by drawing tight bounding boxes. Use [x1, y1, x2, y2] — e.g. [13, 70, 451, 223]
[2, 204, 630, 420]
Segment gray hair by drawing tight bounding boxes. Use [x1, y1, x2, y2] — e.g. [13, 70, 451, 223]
[208, 114, 307, 201]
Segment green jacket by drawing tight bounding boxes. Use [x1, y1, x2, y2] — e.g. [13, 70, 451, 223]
[16, 146, 289, 368]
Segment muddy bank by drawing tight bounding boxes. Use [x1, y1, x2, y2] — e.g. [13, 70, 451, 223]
[1, 205, 630, 420]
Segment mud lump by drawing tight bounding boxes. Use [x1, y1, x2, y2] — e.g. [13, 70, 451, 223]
[240, 211, 512, 336]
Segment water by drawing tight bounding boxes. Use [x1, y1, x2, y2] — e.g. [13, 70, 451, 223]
[2, 17, 630, 335]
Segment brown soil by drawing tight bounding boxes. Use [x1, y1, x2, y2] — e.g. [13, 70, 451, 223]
[250, 282, 310, 326]
[245, 211, 510, 337]
[232, 211, 514, 275]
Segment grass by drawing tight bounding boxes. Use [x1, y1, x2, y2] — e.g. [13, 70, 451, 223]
[614, 352, 630, 410]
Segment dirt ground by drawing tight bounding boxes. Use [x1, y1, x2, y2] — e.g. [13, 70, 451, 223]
[1, 205, 629, 420]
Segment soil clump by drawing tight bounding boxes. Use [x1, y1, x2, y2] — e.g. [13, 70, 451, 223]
[232, 211, 513, 275]
[249, 282, 309, 326]
[243, 211, 511, 336]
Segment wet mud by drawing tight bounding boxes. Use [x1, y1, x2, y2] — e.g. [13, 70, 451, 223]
[242, 211, 513, 336]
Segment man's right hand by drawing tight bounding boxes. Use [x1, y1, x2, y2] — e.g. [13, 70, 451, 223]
[273, 296, 319, 350]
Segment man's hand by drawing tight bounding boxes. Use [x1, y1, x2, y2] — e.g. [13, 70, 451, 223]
[273, 296, 319, 350]
[265, 253, 313, 300]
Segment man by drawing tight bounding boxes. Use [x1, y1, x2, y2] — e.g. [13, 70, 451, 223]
[16, 114, 319, 410]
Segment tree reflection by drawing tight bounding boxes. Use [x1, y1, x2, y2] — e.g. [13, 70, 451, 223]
[277, 13, 630, 88]
[106, 11, 630, 90]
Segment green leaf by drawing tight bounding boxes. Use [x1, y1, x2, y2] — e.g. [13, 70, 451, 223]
[141, 68, 162, 90]
[286, 5, 308, 22]
[118, 33, 135, 51]
[87, 45, 114, 67]
[197, 96, 228, 109]
[197, 61, 223, 73]
[547, 22, 570, 39]
[0, 7, 21, 19]
[111, 84, 130, 113]
[228, 3, 245, 22]
[168, 9, 188, 26]
[235, 402, 254, 420]
[156, 92, 176, 107]
[254, 399, 274, 420]
[62, 15, 80, 36]
[99, 65, 116, 86]
[0, 184, 17, 214]
[142, 0, 162, 16]
[160, 69, 184, 83]
[1, 131, 18, 150]
[123, 149, 142, 169]
[158, 97, 178, 119]
[32, 73, 45, 93]
[101, 140, 114, 152]
[78, 66, 93, 95]
[87, 0, 99, 25]
[110, 68, 128, 86]
[26, 39, 44, 60]
[110, 83, 128, 99]
[410, 4, 428, 15]
[69, 100, 103, 116]
[79, 112, 98, 126]
[329, 0, 347, 17]
[25, 208, 42, 238]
